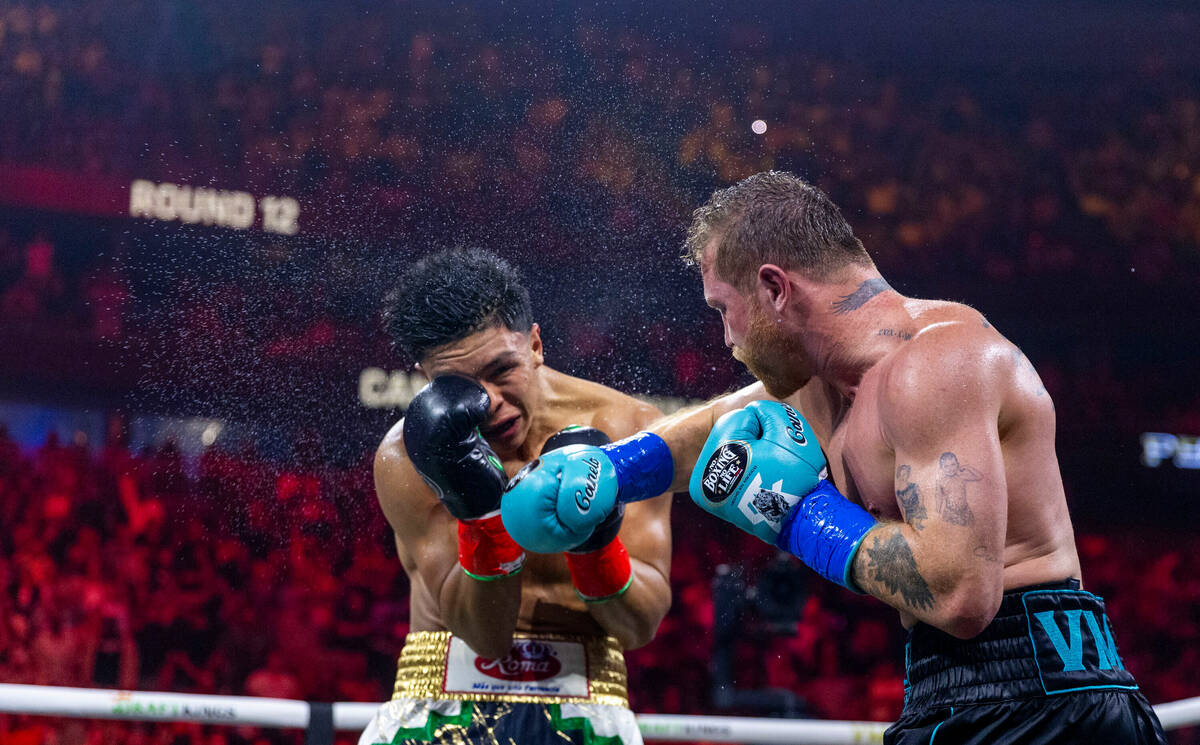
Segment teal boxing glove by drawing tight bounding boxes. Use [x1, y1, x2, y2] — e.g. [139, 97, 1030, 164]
[690, 401, 828, 545]
[502, 432, 673, 554]
[689, 401, 876, 591]
[501, 445, 617, 553]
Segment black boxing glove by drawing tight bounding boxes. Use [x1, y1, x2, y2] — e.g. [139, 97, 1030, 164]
[540, 425, 632, 602]
[404, 375, 523, 580]
[404, 375, 506, 520]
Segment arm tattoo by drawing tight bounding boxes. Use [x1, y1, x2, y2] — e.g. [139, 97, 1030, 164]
[832, 278, 891, 314]
[864, 531, 936, 611]
[934, 451, 981, 527]
[1012, 349, 1048, 396]
[895, 464, 927, 530]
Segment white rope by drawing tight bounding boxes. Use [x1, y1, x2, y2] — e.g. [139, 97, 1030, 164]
[635, 714, 886, 744]
[0, 684, 1197, 744]
[0, 684, 309, 728]
[328, 704, 890, 743]
[1152, 694, 1200, 731]
[331, 701, 376, 731]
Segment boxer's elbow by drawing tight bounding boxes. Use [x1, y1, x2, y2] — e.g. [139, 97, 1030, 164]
[940, 605, 997, 640]
[938, 578, 1003, 640]
[590, 579, 671, 651]
[611, 614, 664, 651]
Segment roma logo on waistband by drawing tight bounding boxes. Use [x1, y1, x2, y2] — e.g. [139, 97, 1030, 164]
[474, 640, 563, 682]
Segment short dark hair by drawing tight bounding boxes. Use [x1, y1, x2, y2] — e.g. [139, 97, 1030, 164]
[383, 248, 533, 361]
[684, 171, 872, 289]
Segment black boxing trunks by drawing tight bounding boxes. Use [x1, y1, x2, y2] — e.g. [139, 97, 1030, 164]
[358, 631, 642, 745]
[886, 580, 1166, 744]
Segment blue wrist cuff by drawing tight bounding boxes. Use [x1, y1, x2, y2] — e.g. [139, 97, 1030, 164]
[600, 432, 674, 503]
[775, 480, 877, 592]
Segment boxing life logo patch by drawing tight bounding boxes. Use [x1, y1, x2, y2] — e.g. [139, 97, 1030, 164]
[1022, 590, 1138, 695]
[700, 441, 750, 504]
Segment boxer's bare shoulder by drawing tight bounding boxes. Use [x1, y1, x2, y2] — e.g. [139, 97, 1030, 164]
[541, 368, 661, 439]
[375, 417, 406, 470]
[879, 304, 1007, 397]
[873, 301, 1051, 424]
[373, 418, 424, 514]
[372, 418, 456, 585]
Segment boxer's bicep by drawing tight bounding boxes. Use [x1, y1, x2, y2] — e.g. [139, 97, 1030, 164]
[890, 429, 1008, 604]
[618, 493, 672, 585]
[611, 400, 673, 583]
[373, 438, 460, 596]
[881, 346, 1008, 553]
[865, 345, 1008, 633]
[891, 427, 1007, 543]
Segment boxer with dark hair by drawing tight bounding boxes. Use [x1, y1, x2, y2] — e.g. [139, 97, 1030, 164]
[504, 173, 1166, 744]
[359, 248, 669, 745]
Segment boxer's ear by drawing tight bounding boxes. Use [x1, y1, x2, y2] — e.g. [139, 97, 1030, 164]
[757, 264, 791, 314]
[528, 323, 544, 367]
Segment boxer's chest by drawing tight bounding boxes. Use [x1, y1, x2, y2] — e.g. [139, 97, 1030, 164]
[817, 388, 902, 522]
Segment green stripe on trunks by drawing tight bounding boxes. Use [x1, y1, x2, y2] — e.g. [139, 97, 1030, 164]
[385, 702, 474, 743]
[550, 704, 627, 745]
[384, 703, 627, 745]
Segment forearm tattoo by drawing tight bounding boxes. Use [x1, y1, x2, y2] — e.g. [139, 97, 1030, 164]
[863, 530, 936, 611]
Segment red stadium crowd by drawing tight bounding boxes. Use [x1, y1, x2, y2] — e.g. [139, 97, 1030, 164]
[1, 1, 1199, 434]
[0, 423, 1198, 744]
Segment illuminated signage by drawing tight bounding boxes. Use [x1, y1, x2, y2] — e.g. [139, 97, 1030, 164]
[1141, 433, 1200, 469]
[129, 180, 299, 234]
[359, 368, 427, 409]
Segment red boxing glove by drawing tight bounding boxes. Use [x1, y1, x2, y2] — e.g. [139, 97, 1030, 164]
[538, 426, 634, 602]
[458, 513, 525, 581]
[565, 537, 632, 602]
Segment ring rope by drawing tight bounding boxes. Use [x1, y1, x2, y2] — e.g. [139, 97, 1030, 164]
[1, 684, 1198, 744]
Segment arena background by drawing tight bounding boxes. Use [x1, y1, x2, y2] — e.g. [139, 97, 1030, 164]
[1, 0, 1199, 743]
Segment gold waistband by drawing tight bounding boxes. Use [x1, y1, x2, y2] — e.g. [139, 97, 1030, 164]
[393, 630, 628, 707]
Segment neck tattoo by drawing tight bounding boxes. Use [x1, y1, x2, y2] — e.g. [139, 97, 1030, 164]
[832, 278, 891, 315]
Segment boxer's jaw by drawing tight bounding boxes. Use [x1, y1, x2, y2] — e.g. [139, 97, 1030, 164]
[702, 256, 812, 397]
[737, 299, 811, 398]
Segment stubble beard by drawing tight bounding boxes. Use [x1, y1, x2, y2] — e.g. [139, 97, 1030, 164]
[735, 304, 811, 399]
